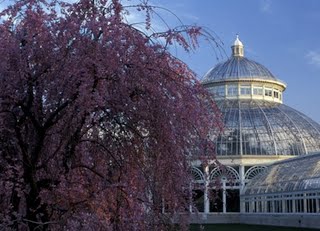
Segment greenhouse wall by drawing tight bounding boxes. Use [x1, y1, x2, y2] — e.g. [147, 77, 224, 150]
[239, 213, 320, 229]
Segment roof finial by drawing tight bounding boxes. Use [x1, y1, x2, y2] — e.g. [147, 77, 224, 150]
[232, 34, 244, 57]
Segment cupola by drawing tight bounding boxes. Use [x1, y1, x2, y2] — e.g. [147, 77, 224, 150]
[231, 35, 244, 57]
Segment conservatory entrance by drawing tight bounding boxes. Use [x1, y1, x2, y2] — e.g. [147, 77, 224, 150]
[191, 165, 241, 213]
[191, 163, 268, 214]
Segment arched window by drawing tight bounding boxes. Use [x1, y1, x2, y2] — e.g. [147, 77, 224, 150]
[210, 166, 240, 186]
[191, 167, 205, 183]
[245, 166, 267, 181]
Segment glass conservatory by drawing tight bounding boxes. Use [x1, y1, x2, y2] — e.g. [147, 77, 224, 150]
[213, 100, 320, 156]
[241, 153, 320, 214]
[191, 35, 320, 215]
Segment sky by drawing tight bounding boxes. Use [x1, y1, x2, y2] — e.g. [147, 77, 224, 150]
[140, 0, 320, 124]
[1, 0, 320, 123]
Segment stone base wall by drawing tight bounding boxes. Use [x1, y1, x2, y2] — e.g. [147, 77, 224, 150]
[189, 213, 320, 229]
[239, 213, 320, 230]
[189, 213, 240, 224]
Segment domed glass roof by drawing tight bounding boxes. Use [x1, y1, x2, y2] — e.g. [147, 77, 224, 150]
[203, 56, 277, 83]
[204, 36, 320, 157]
[213, 100, 320, 156]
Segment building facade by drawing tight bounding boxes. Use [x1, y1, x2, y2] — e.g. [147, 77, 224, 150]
[191, 36, 320, 215]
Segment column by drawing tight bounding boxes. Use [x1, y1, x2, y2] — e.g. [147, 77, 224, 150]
[303, 193, 307, 213]
[204, 165, 210, 214]
[282, 199, 286, 213]
[222, 178, 227, 213]
[272, 200, 275, 213]
[189, 183, 193, 213]
[239, 165, 245, 212]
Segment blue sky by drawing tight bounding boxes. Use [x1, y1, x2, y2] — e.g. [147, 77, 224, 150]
[144, 0, 320, 123]
[1, 0, 320, 123]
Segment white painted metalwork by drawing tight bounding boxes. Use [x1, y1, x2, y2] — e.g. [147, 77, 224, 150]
[209, 166, 240, 184]
[190, 36, 320, 216]
[244, 166, 267, 181]
[242, 153, 320, 214]
[191, 166, 205, 183]
[202, 35, 320, 157]
[204, 165, 210, 214]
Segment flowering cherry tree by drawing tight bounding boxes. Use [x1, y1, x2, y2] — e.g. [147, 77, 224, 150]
[0, 0, 222, 230]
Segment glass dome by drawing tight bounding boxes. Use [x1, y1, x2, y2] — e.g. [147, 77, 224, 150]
[213, 100, 320, 156]
[204, 36, 320, 157]
[242, 153, 320, 195]
[203, 56, 277, 83]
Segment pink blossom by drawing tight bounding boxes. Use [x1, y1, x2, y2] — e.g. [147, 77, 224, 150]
[0, 0, 222, 230]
